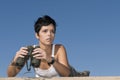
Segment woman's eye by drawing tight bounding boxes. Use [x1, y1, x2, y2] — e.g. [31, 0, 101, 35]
[42, 29, 55, 34]
[43, 30, 47, 32]
[52, 30, 55, 33]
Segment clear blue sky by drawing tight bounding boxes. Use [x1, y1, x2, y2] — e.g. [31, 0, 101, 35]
[0, 0, 120, 77]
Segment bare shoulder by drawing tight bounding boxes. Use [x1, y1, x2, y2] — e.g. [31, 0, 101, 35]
[55, 44, 66, 51]
[54, 44, 69, 66]
[55, 44, 64, 47]
[54, 44, 67, 57]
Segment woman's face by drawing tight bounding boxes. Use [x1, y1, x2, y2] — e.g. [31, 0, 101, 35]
[35, 24, 55, 46]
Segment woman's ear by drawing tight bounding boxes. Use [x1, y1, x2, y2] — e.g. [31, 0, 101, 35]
[35, 33, 39, 39]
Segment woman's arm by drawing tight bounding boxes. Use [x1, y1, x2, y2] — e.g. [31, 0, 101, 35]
[7, 60, 22, 77]
[7, 47, 28, 77]
[53, 44, 71, 76]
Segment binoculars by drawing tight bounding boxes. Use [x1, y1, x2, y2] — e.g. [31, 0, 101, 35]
[15, 45, 41, 71]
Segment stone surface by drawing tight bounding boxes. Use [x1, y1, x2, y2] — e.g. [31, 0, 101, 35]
[0, 77, 120, 80]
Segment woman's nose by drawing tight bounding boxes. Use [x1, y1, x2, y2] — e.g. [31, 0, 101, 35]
[47, 31, 51, 35]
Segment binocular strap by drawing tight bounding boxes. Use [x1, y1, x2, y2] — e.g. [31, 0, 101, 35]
[26, 58, 32, 71]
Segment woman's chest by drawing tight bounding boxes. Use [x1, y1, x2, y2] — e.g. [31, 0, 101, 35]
[39, 61, 50, 70]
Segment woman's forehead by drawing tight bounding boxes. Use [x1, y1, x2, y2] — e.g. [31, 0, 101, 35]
[41, 24, 55, 30]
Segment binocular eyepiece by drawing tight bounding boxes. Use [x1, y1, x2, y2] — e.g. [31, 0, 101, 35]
[15, 45, 41, 70]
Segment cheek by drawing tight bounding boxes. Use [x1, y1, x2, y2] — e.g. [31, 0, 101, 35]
[52, 35, 55, 40]
[38, 35, 42, 39]
[52, 34, 55, 38]
[39, 35, 46, 40]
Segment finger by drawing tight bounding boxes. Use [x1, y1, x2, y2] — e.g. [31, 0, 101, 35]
[33, 53, 43, 57]
[32, 50, 42, 55]
[20, 52, 28, 56]
[20, 47, 28, 51]
[33, 54, 45, 60]
[18, 54, 26, 58]
[33, 48, 43, 52]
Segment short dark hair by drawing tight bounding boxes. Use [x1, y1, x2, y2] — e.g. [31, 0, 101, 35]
[34, 15, 56, 33]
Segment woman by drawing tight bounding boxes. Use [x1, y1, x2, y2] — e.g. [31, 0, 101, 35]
[7, 15, 71, 77]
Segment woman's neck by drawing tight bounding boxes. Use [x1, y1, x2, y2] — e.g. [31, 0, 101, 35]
[39, 44, 52, 54]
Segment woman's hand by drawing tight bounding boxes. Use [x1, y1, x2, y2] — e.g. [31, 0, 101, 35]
[13, 47, 28, 62]
[32, 48, 50, 62]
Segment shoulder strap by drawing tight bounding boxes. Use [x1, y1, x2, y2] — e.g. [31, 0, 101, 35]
[51, 44, 55, 57]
